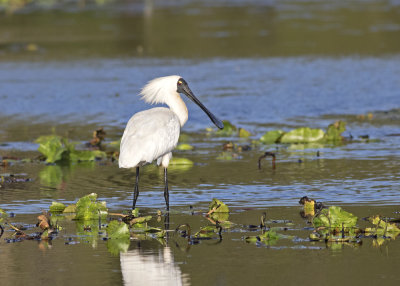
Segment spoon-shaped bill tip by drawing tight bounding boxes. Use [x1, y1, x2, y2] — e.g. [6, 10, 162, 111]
[212, 117, 224, 130]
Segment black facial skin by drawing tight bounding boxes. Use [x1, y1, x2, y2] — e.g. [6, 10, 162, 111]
[176, 78, 224, 130]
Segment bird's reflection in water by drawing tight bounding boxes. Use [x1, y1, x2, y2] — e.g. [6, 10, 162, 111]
[120, 246, 189, 286]
[120, 214, 190, 286]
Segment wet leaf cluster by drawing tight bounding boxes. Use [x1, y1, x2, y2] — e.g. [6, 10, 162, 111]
[36, 135, 108, 163]
[1, 196, 399, 254]
[208, 120, 251, 138]
[259, 121, 347, 144]
[300, 198, 400, 248]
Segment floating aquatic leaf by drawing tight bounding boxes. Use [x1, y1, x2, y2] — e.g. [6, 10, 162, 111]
[69, 149, 107, 162]
[129, 215, 152, 226]
[176, 143, 194, 151]
[49, 202, 66, 213]
[168, 157, 194, 171]
[63, 204, 76, 213]
[131, 208, 140, 217]
[208, 198, 229, 213]
[298, 196, 324, 217]
[303, 201, 315, 216]
[210, 212, 230, 223]
[280, 127, 325, 144]
[194, 225, 219, 238]
[107, 220, 130, 240]
[365, 215, 400, 238]
[239, 128, 251, 138]
[216, 120, 237, 136]
[75, 193, 108, 220]
[324, 121, 346, 142]
[245, 229, 282, 245]
[259, 130, 284, 144]
[35, 135, 67, 163]
[36, 135, 108, 163]
[169, 157, 194, 165]
[312, 206, 357, 229]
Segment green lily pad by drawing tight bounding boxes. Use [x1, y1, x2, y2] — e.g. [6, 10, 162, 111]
[36, 135, 108, 163]
[75, 193, 108, 220]
[49, 202, 66, 213]
[324, 121, 346, 142]
[176, 143, 194, 151]
[312, 206, 357, 229]
[169, 157, 194, 165]
[365, 215, 400, 238]
[216, 120, 237, 136]
[259, 130, 284, 144]
[194, 225, 219, 238]
[210, 212, 230, 223]
[36, 135, 67, 163]
[63, 204, 76, 213]
[245, 229, 282, 245]
[131, 208, 140, 217]
[130, 215, 152, 225]
[69, 150, 107, 162]
[239, 128, 251, 138]
[209, 198, 229, 213]
[280, 127, 325, 144]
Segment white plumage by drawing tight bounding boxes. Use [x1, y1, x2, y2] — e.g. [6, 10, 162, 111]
[119, 107, 180, 168]
[119, 75, 223, 210]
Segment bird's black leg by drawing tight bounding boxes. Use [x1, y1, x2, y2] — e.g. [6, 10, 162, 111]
[164, 167, 169, 211]
[133, 166, 140, 210]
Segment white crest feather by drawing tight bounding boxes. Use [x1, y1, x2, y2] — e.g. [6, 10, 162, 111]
[140, 75, 181, 104]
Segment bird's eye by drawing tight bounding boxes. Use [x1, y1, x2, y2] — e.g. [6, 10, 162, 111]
[178, 80, 182, 86]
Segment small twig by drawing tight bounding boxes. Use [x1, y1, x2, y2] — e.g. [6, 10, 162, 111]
[108, 212, 128, 218]
[8, 223, 22, 232]
[260, 212, 267, 230]
[206, 204, 221, 217]
[258, 152, 276, 170]
[205, 216, 217, 225]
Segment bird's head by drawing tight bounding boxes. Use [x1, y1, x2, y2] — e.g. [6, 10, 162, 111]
[140, 76, 224, 129]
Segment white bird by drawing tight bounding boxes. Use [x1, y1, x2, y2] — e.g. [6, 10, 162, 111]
[119, 75, 223, 210]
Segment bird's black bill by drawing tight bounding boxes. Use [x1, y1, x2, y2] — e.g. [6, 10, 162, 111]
[179, 82, 224, 130]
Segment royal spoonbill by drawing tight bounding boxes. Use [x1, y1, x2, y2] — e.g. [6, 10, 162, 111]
[119, 75, 224, 210]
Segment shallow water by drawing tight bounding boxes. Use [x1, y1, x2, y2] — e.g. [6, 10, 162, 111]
[0, 57, 399, 213]
[0, 0, 400, 285]
[1, 206, 400, 286]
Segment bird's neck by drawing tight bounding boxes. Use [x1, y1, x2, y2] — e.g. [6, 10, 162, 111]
[167, 93, 188, 127]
